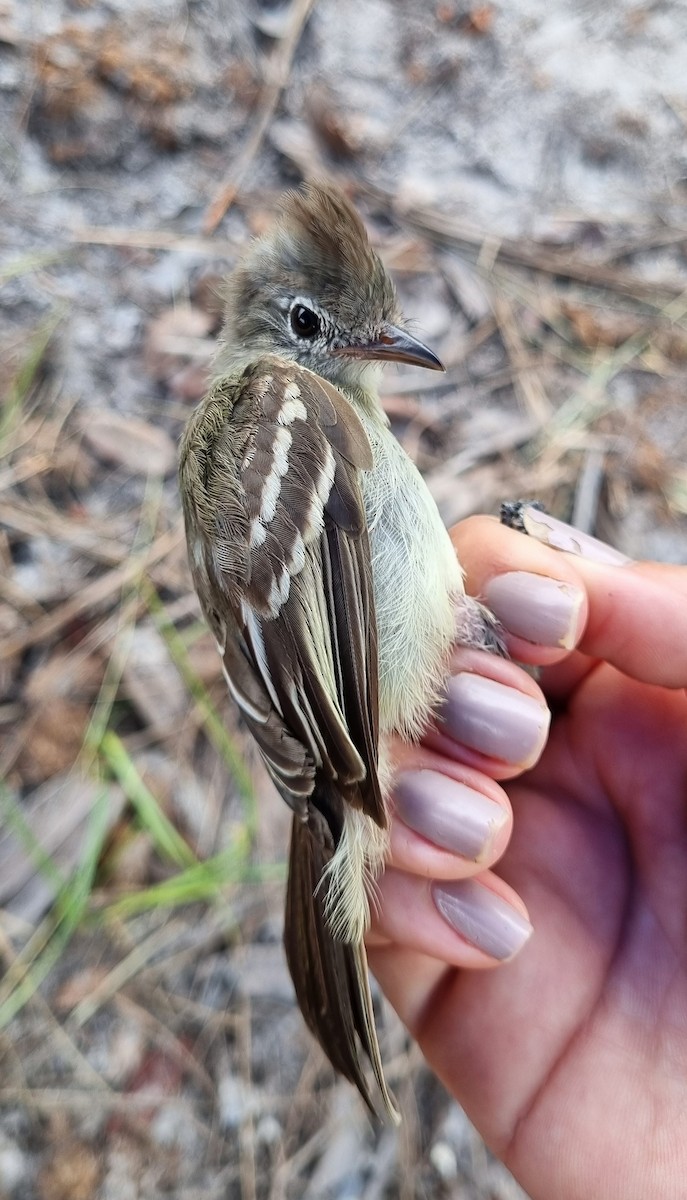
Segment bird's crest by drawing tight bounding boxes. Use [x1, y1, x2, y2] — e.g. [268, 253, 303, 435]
[280, 183, 379, 288]
[270, 181, 397, 316]
[217, 180, 399, 378]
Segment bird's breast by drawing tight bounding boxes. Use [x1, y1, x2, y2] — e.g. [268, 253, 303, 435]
[358, 418, 464, 742]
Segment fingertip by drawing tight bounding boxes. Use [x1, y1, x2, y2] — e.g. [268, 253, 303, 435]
[437, 670, 551, 772]
[451, 518, 590, 658]
[484, 572, 587, 656]
[432, 877, 533, 963]
[372, 868, 532, 971]
[390, 768, 512, 877]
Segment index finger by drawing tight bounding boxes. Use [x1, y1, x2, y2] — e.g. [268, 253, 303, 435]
[453, 514, 687, 690]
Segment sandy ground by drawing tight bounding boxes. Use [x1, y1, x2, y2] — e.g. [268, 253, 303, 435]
[1, 1, 687, 1197]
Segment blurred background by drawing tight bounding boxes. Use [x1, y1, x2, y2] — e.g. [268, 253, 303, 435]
[1, 1, 687, 1196]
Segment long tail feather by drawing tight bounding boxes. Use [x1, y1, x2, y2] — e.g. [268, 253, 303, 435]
[283, 810, 399, 1123]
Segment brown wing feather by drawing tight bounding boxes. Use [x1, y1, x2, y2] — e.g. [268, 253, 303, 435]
[180, 355, 383, 825]
[179, 355, 394, 1117]
[285, 808, 398, 1122]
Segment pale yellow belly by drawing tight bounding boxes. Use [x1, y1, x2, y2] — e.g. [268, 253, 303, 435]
[359, 420, 463, 742]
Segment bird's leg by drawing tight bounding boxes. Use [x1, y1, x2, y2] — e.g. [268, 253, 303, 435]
[454, 594, 508, 658]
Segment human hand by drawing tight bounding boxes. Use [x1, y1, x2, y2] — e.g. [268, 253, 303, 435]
[368, 511, 687, 1200]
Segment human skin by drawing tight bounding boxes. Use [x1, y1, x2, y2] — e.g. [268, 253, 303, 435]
[368, 514, 687, 1200]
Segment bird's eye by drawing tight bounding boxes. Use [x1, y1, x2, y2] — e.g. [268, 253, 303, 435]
[290, 304, 320, 339]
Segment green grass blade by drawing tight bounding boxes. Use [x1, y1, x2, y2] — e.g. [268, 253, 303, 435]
[99, 731, 197, 870]
[0, 783, 66, 895]
[140, 579, 257, 829]
[0, 249, 68, 286]
[1, 308, 65, 443]
[0, 787, 112, 1029]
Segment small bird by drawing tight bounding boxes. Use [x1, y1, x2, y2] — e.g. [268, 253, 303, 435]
[179, 181, 499, 1120]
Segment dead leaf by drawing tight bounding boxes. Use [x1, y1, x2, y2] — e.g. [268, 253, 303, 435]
[95, 27, 190, 106]
[38, 1140, 101, 1200]
[16, 651, 102, 785]
[462, 4, 494, 34]
[655, 327, 687, 363]
[18, 700, 92, 785]
[561, 300, 643, 348]
[145, 305, 215, 384]
[435, 2, 494, 33]
[24, 650, 103, 706]
[30, 18, 195, 164]
[126, 1045, 187, 1099]
[121, 624, 188, 737]
[100, 826, 153, 887]
[54, 966, 110, 1011]
[0, 19, 21, 46]
[224, 60, 261, 109]
[80, 411, 177, 477]
[435, 2, 458, 23]
[308, 86, 362, 160]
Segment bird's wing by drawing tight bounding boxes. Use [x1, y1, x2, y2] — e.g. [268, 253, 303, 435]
[179, 353, 384, 828]
[180, 354, 397, 1120]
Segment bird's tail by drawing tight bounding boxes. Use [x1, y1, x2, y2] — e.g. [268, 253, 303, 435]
[283, 809, 399, 1123]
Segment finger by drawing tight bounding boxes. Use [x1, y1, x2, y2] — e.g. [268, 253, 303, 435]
[387, 744, 513, 880]
[424, 647, 550, 780]
[368, 866, 532, 970]
[455, 514, 687, 689]
[557, 559, 687, 688]
[453, 515, 589, 666]
[367, 946, 449, 1032]
[382, 649, 549, 882]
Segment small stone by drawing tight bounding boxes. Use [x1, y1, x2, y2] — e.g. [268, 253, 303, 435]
[218, 1075, 263, 1129]
[430, 1140, 458, 1181]
[0, 1139, 27, 1191]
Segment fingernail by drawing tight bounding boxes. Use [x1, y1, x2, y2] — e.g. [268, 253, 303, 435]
[394, 769, 508, 861]
[519, 506, 631, 565]
[484, 571, 584, 649]
[433, 879, 533, 960]
[439, 674, 550, 767]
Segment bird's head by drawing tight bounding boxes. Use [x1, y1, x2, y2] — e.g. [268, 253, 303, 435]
[218, 181, 443, 391]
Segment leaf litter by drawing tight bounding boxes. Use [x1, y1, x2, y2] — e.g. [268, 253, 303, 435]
[2, 0, 687, 1196]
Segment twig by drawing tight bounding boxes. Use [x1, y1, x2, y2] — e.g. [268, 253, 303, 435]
[69, 917, 187, 1027]
[0, 454, 54, 493]
[0, 1086, 191, 1113]
[237, 999, 258, 1200]
[0, 497, 130, 564]
[0, 525, 183, 661]
[572, 444, 606, 533]
[363, 183, 687, 301]
[71, 226, 240, 257]
[202, 0, 318, 234]
[0, 924, 110, 1092]
[492, 293, 551, 422]
[114, 992, 216, 1096]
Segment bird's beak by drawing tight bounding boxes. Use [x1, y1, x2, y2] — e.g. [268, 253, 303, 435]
[335, 324, 445, 371]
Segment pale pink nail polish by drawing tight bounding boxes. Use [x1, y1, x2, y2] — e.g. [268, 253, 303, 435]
[439, 674, 550, 767]
[394, 770, 507, 860]
[485, 571, 585, 649]
[433, 878, 532, 960]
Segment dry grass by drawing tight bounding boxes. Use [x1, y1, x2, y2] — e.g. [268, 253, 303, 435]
[2, 4, 687, 1196]
[4, 196, 687, 1196]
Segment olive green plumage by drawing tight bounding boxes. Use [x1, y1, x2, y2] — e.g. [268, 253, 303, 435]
[180, 181, 499, 1120]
